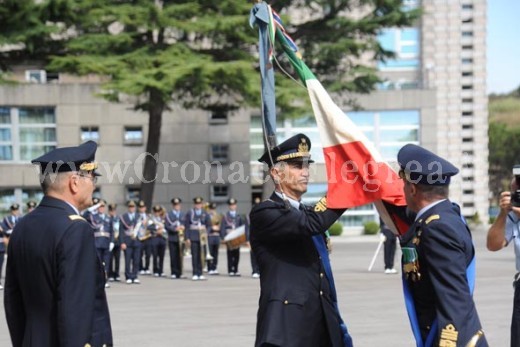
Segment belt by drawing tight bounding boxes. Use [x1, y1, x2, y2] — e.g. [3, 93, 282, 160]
[94, 231, 110, 238]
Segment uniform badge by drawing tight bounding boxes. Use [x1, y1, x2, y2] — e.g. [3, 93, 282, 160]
[314, 197, 327, 212]
[439, 324, 458, 346]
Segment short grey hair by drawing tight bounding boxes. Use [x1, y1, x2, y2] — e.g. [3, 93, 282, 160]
[40, 172, 72, 194]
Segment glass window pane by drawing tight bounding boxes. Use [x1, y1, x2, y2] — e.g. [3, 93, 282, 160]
[81, 127, 99, 142]
[250, 147, 264, 161]
[249, 131, 265, 146]
[377, 29, 396, 51]
[22, 189, 43, 207]
[379, 145, 403, 160]
[291, 114, 316, 127]
[19, 107, 55, 124]
[310, 147, 324, 163]
[379, 129, 418, 142]
[19, 128, 56, 142]
[378, 59, 419, 69]
[379, 110, 419, 126]
[401, 29, 418, 41]
[20, 145, 56, 161]
[340, 214, 376, 227]
[0, 128, 11, 141]
[124, 127, 143, 144]
[401, 44, 418, 54]
[0, 145, 13, 160]
[347, 112, 375, 127]
[250, 116, 263, 129]
[0, 107, 11, 124]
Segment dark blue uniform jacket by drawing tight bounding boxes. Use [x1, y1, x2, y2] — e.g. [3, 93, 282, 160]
[4, 196, 112, 347]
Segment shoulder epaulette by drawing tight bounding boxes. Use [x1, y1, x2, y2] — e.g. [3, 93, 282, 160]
[69, 215, 86, 222]
[425, 214, 440, 225]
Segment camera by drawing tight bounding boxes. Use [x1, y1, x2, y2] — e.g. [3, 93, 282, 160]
[512, 165, 520, 207]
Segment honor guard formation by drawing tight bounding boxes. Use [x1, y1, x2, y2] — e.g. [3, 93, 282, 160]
[2, 136, 512, 346]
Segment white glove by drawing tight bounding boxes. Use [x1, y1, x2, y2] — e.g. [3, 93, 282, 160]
[109, 242, 115, 252]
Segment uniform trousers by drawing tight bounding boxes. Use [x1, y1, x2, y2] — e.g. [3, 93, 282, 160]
[140, 238, 152, 271]
[250, 249, 260, 275]
[168, 241, 183, 277]
[151, 237, 166, 275]
[109, 244, 121, 279]
[208, 243, 219, 271]
[190, 241, 202, 276]
[124, 239, 141, 280]
[96, 246, 111, 277]
[226, 247, 240, 274]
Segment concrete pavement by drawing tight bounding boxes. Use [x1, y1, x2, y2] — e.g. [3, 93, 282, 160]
[0, 225, 513, 346]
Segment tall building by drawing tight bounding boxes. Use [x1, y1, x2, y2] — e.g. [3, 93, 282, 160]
[0, 0, 488, 224]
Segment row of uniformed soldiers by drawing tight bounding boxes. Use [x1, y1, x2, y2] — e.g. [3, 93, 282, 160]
[81, 196, 259, 285]
[0, 201, 37, 290]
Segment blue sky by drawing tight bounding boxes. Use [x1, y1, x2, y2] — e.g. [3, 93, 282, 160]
[487, 0, 520, 94]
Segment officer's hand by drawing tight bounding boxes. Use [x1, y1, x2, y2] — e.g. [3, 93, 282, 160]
[121, 243, 127, 251]
[499, 191, 512, 211]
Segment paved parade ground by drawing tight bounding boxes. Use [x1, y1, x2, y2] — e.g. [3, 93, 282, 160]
[0, 225, 513, 346]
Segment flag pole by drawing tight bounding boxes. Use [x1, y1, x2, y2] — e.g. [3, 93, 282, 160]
[367, 233, 386, 272]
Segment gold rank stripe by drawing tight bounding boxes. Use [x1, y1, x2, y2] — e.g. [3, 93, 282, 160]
[69, 215, 86, 222]
[425, 214, 440, 225]
[276, 152, 311, 161]
[314, 197, 327, 212]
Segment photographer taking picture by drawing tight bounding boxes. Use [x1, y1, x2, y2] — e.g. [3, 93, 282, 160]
[487, 165, 520, 347]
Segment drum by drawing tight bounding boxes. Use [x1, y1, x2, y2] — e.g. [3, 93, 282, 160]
[223, 225, 247, 250]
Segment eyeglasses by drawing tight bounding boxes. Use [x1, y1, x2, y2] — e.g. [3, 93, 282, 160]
[76, 173, 98, 184]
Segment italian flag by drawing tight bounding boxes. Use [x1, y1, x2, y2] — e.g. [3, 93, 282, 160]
[276, 26, 409, 235]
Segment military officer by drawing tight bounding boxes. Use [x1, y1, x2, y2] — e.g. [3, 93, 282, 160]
[1, 203, 21, 241]
[4, 141, 112, 346]
[221, 198, 244, 276]
[119, 200, 141, 284]
[0, 203, 20, 290]
[250, 134, 352, 347]
[184, 197, 211, 281]
[207, 202, 222, 275]
[149, 205, 167, 277]
[25, 200, 37, 214]
[398, 144, 487, 346]
[165, 197, 186, 279]
[86, 199, 114, 288]
[108, 203, 122, 282]
[137, 200, 152, 275]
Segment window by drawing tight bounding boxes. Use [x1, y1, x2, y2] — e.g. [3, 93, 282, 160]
[462, 111, 473, 117]
[463, 202, 474, 208]
[81, 126, 99, 143]
[462, 45, 474, 50]
[462, 18, 473, 24]
[210, 184, 229, 201]
[462, 124, 473, 130]
[462, 58, 473, 64]
[377, 28, 420, 71]
[0, 106, 57, 161]
[463, 176, 474, 182]
[126, 187, 140, 202]
[463, 189, 474, 195]
[462, 4, 474, 10]
[25, 70, 47, 83]
[209, 109, 228, 125]
[463, 163, 474, 168]
[461, 31, 473, 37]
[124, 126, 143, 145]
[462, 137, 473, 143]
[210, 144, 229, 163]
[462, 71, 473, 77]
[462, 85, 473, 90]
[462, 98, 473, 103]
